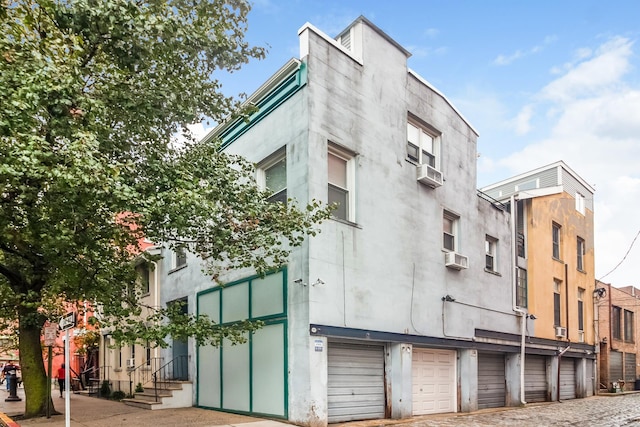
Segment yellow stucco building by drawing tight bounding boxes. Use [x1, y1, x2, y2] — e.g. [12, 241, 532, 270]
[483, 161, 597, 399]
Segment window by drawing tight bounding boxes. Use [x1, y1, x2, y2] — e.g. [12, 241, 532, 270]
[554, 279, 562, 327]
[443, 211, 458, 251]
[577, 237, 585, 271]
[612, 306, 622, 340]
[407, 121, 440, 169]
[515, 179, 538, 192]
[485, 236, 497, 272]
[575, 192, 585, 215]
[552, 222, 561, 260]
[516, 268, 528, 308]
[174, 246, 187, 269]
[577, 288, 585, 331]
[328, 145, 355, 222]
[146, 343, 152, 366]
[259, 151, 287, 203]
[624, 310, 634, 342]
[136, 263, 150, 294]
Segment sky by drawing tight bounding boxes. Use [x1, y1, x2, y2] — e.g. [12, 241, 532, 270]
[196, 0, 640, 287]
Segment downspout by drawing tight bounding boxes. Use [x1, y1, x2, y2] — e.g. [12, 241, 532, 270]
[510, 195, 527, 405]
[565, 263, 570, 341]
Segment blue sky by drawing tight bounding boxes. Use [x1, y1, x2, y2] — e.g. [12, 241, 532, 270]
[197, 0, 640, 287]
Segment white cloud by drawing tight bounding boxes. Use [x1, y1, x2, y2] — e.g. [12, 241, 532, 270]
[540, 37, 633, 102]
[487, 35, 640, 286]
[493, 35, 557, 66]
[514, 105, 534, 135]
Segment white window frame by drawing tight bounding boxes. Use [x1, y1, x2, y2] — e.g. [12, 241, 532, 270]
[552, 222, 561, 260]
[407, 120, 441, 170]
[257, 149, 287, 203]
[575, 192, 585, 215]
[328, 144, 356, 223]
[485, 235, 498, 272]
[173, 246, 187, 270]
[443, 211, 459, 252]
[577, 237, 585, 271]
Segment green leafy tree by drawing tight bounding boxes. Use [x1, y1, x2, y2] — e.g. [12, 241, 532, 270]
[0, 0, 331, 418]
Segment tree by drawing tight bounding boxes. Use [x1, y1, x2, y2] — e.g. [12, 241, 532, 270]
[0, 0, 331, 418]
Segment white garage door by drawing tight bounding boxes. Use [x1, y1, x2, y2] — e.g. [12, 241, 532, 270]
[559, 358, 576, 400]
[524, 355, 548, 403]
[328, 343, 385, 423]
[412, 348, 456, 415]
[478, 353, 506, 409]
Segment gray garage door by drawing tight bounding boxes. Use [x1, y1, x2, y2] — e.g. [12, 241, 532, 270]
[524, 355, 548, 402]
[559, 358, 576, 400]
[328, 342, 386, 423]
[478, 353, 506, 409]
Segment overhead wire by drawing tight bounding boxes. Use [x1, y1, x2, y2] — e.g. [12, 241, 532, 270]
[598, 228, 640, 281]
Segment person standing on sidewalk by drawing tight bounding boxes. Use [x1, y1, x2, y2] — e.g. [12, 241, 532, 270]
[57, 364, 66, 398]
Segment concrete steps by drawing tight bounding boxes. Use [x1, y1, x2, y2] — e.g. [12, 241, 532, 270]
[122, 381, 193, 410]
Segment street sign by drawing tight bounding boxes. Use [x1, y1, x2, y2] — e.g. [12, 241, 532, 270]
[59, 312, 76, 331]
[44, 324, 58, 346]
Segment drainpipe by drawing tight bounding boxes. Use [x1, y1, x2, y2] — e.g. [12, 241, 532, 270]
[510, 195, 527, 405]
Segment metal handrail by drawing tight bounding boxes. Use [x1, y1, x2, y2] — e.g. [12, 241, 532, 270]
[150, 355, 190, 402]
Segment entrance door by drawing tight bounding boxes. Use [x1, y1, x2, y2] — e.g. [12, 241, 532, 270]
[171, 297, 189, 380]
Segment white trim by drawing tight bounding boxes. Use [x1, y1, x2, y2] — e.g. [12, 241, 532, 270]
[298, 23, 363, 65]
[481, 161, 595, 194]
[408, 69, 478, 136]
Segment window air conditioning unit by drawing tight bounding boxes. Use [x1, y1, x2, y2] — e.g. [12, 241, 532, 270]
[126, 358, 136, 369]
[417, 164, 443, 188]
[555, 326, 567, 338]
[445, 251, 469, 270]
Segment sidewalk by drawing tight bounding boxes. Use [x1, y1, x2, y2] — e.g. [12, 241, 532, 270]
[0, 387, 292, 427]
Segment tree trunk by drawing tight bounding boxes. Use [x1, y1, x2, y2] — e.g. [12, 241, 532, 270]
[20, 314, 58, 418]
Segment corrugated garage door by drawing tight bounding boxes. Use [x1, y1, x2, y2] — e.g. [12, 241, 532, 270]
[610, 351, 623, 386]
[524, 355, 547, 402]
[625, 353, 636, 387]
[559, 358, 576, 400]
[412, 348, 456, 415]
[478, 353, 505, 409]
[328, 342, 385, 423]
[586, 360, 594, 396]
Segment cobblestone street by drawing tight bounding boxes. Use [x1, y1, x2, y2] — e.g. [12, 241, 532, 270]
[340, 394, 640, 427]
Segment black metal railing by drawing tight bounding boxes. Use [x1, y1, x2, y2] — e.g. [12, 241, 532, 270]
[127, 355, 190, 401]
[476, 189, 509, 211]
[149, 355, 190, 402]
[127, 357, 164, 396]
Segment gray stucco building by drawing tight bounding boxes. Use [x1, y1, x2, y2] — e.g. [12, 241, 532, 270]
[155, 16, 583, 427]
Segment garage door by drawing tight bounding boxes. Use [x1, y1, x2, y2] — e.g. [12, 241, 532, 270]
[478, 353, 505, 409]
[559, 358, 576, 400]
[412, 348, 456, 415]
[610, 351, 622, 386]
[524, 355, 547, 403]
[586, 360, 594, 396]
[328, 343, 385, 423]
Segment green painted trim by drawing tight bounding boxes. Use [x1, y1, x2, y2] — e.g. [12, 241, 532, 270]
[196, 267, 288, 418]
[219, 63, 307, 150]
